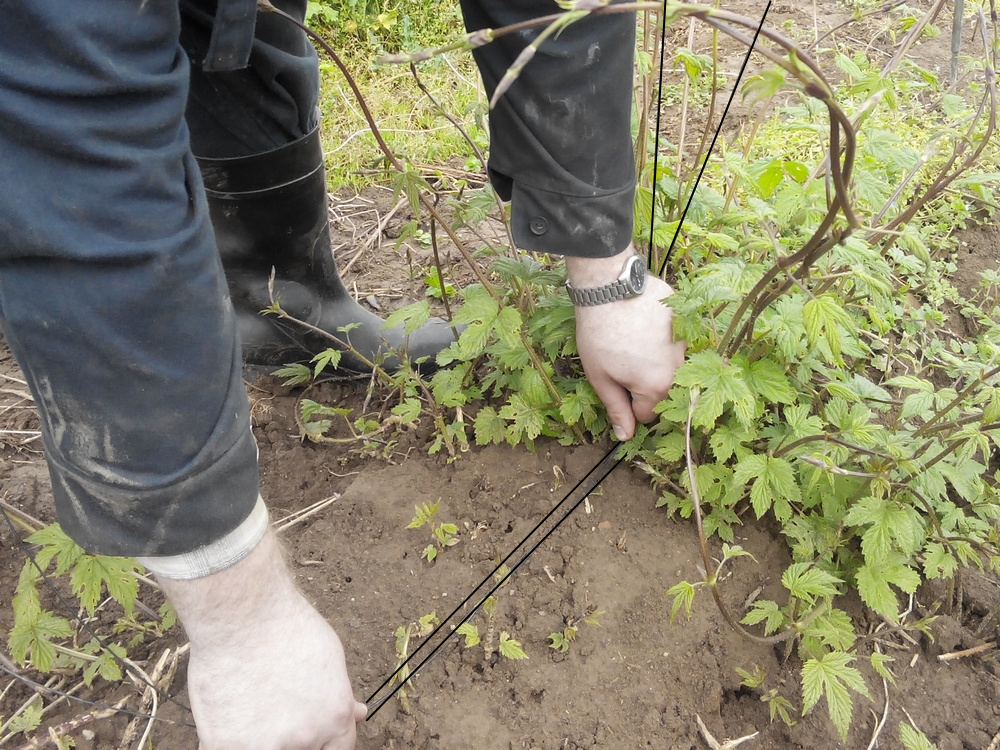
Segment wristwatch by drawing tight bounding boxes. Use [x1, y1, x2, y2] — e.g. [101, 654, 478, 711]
[565, 254, 648, 306]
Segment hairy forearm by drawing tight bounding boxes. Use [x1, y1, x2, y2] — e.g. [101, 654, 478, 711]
[156, 528, 298, 649]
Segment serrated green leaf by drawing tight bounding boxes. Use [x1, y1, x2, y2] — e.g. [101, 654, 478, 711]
[674, 351, 755, 429]
[499, 395, 544, 443]
[870, 652, 896, 684]
[391, 398, 422, 424]
[7, 701, 43, 735]
[457, 321, 493, 359]
[407, 500, 439, 529]
[782, 562, 841, 602]
[9, 608, 74, 672]
[26, 523, 85, 575]
[665, 581, 696, 622]
[856, 563, 900, 621]
[733, 454, 801, 522]
[456, 623, 480, 648]
[70, 555, 139, 616]
[385, 299, 433, 335]
[473, 406, 506, 446]
[493, 305, 523, 349]
[272, 362, 313, 387]
[885, 375, 933, 392]
[498, 632, 528, 660]
[311, 348, 342, 377]
[922, 542, 958, 579]
[803, 294, 854, 362]
[801, 607, 857, 651]
[901, 390, 935, 420]
[742, 599, 787, 635]
[83, 641, 126, 685]
[452, 285, 500, 326]
[740, 357, 797, 405]
[517, 367, 552, 407]
[801, 651, 869, 742]
[899, 722, 938, 750]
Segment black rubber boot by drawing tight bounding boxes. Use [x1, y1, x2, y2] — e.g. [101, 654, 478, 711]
[197, 126, 456, 373]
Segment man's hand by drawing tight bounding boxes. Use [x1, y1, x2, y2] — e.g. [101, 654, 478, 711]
[566, 246, 686, 441]
[156, 529, 366, 750]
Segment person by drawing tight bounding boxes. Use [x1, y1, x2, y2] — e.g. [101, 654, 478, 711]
[0, 0, 684, 747]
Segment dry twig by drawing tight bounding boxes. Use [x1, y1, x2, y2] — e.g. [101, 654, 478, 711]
[937, 641, 997, 662]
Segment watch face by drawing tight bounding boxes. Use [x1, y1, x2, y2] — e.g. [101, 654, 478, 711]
[628, 257, 648, 294]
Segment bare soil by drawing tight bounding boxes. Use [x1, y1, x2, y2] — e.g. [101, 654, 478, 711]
[3, 2, 1000, 748]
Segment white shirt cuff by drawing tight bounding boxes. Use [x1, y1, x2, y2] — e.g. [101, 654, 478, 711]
[136, 495, 269, 580]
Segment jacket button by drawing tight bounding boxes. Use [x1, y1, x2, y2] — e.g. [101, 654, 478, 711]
[529, 217, 548, 235]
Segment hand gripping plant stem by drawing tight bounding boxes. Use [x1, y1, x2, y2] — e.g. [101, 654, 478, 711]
[373, 1, 860, 357]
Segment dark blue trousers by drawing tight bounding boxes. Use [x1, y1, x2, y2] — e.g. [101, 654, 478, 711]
[0, 0, 634, 557]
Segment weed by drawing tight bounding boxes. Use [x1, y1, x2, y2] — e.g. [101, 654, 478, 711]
[735, 665, 796, 727]
[407, 500, 459, 563]
[547, 605, 604, 654]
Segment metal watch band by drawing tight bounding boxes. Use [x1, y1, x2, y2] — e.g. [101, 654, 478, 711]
[565, 278, 632, 306]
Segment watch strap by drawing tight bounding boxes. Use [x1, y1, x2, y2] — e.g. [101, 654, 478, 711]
[565, 278, 633, 306]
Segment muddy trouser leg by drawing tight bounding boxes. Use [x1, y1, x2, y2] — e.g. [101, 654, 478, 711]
[0, 1, 260, 558]
[459, 0, 637, 259]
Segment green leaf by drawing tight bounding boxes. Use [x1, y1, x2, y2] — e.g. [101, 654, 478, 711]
[803, 294, 855, 362]
[83, 641, 126, 685]
[70, 555, 139, 616]
[391, 167, 432, 216]
[473, 406, 506, 446]
[8, 608, 74, 672]
[311, 348, 342, 377]
[26, 523, 85, 575]
[899, 722, 938, 750]
[498, 632, 528, 660]
[801, 651, 870, 742]
[901, 390, 935, 420]
[457, 321, 493, 359]
[407, 500, 439, 529]
[740, 357, 797, 405]
[708, 422, 751, 463]
[456, 623, 480, 648]
[665, 581, 697, 622]
[870, 652, 896, 685]
[384, 300, 432, 335]
[499, 395, 545, 443]
[846, 495, 925, 563]
[781, 562, 841, 603]
[733, 454, 801, 522]
[493, 305, 523, 349]
[800, 607, 857, 652]
[517, 367, 552, 408]
[391, 398, 422, 424]
[272, 362, 313, 387]
[922, 542, 958, 579]
[736, 665, 767, 688]
[7, 701, 43, 735]
[856, 558, 918, 623]
[452, 285, 500, 326]
[674, 351, 755, 429]
[742, 599, 787, 635]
